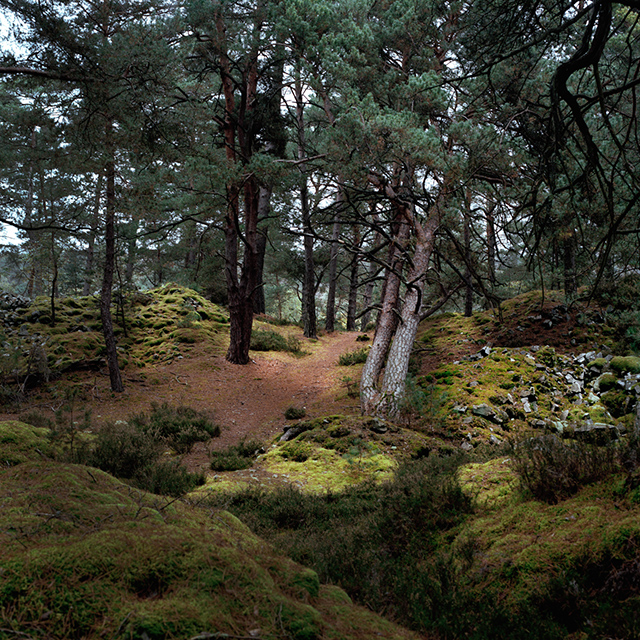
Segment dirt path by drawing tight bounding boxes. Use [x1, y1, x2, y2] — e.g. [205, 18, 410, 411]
[10, 330, 365, 464]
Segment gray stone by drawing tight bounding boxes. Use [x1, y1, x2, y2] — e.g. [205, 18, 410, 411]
[522, 400, 532, 413]
[569, 381, 583, 395]
[489, 434, 501, 445]
[460, 441, 473, 452]
[472, 403, 507, 425]
[574, 423, 619, 442]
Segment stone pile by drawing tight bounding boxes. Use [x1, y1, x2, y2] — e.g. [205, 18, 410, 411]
[456, 345, 640, 446]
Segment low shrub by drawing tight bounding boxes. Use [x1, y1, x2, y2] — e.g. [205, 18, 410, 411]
[510, 435, 618, 503]
[135, 460, 206, 497]
[210, 439, 265, 471]
[251, 329, 301, 354]
[88, 421, 204, 496]
[206, 454, 472, 631]
[128, 402, 220, 454]
[89, 421, 162, 479]
[338, 347, 369, 366]
[284, 406, 306, 420]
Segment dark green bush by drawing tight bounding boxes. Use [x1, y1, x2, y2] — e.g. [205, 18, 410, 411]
[210, 439, 264, 471]
[510, 435, 618, 503]
[338, 347, 369, 366]
[128, 402, 220, 454]
[134, 460, 206, 497]
[250, 329, 301, 354]
[89, 421, 162, 479]
[88, 421, 204, 496]
[284, 406, 306, 420]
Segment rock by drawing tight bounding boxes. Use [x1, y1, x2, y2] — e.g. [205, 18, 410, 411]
[280, 423, 313, 442]
[489, 434, 501, 445]
[530, 419, 547, 429]
[472, 403, 494, 418]
[472, 403, 508, 425]
[0, 291, 30, 310]
[568, 381, 583, 395]
[522, 400, 532, 413]
[574, 423, 619, 443]
[461, 441, 474, 452]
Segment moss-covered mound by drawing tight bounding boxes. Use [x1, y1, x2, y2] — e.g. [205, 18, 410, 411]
[0, 284, 230, 383]
[452, 457, 640, 639]
[0, 421, 421, 640]
[198, 415, 439, 495]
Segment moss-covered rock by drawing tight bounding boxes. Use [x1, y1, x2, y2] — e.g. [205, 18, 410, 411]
[610, 355, 640, 375]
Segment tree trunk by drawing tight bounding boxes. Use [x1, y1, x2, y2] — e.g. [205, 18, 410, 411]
[225, 176, 260, 364]
[563, 230, 577, 301]
[83, 172, 102, 296]
[253, 184, 271, 315]
[100, 141, 124, 393]
[296, 71, 317, 339]
[346, 225, 360, 331]
[464, 202, 473, 317]
[379, 215, 439, 415]
[486, 202, 496, 285]
[325, 193, 342, 331]
[360, 218, 410, 414]
[360, 256, 377, 332]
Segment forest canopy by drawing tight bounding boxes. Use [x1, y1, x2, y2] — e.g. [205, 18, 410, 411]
[0, 0, 639, 414]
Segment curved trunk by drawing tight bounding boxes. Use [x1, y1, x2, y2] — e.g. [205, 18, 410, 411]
[360, 219, 410, 414]
[379, 216, 438, 415]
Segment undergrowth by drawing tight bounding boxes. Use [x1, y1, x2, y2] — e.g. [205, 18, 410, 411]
[250, 329, 302, 354]
[128, 402, 220, 454]
[88, 421, 206, 496]
[338, 347, 369, 366]
[210, 439, 265, 471]
[511, 433, 639, 504]
[206, 454, 473, 633]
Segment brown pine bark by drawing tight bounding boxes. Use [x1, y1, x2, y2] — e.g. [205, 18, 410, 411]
[325, 202, 342, 332]
[100, 138, 124, 393]
[83, 172, 102, 296]
[360, 217, 410, 415]
[379, 214, 439, 414]
[346, 225, 360, 331]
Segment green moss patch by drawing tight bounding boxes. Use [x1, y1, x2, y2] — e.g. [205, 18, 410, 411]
[0, 420, 57, 466]
[0, 285, 231, 379]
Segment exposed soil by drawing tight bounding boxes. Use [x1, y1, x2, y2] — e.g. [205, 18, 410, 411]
[5, 329, 366, 471]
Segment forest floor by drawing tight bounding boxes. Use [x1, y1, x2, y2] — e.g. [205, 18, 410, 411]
[2, 328, 367, 472]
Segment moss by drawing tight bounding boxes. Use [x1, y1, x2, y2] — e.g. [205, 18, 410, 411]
[0, 421, 57, 466]
[598, 373, 618, 391]
[290, 567, 321, 598]
[0, 450, 422, 640]
[601, 389, 633, 418]
[610, 355, 640, 375]
[262, 445, 396, 493]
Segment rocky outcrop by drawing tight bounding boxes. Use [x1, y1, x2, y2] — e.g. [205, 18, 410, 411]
[453, 345, 640, 449]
